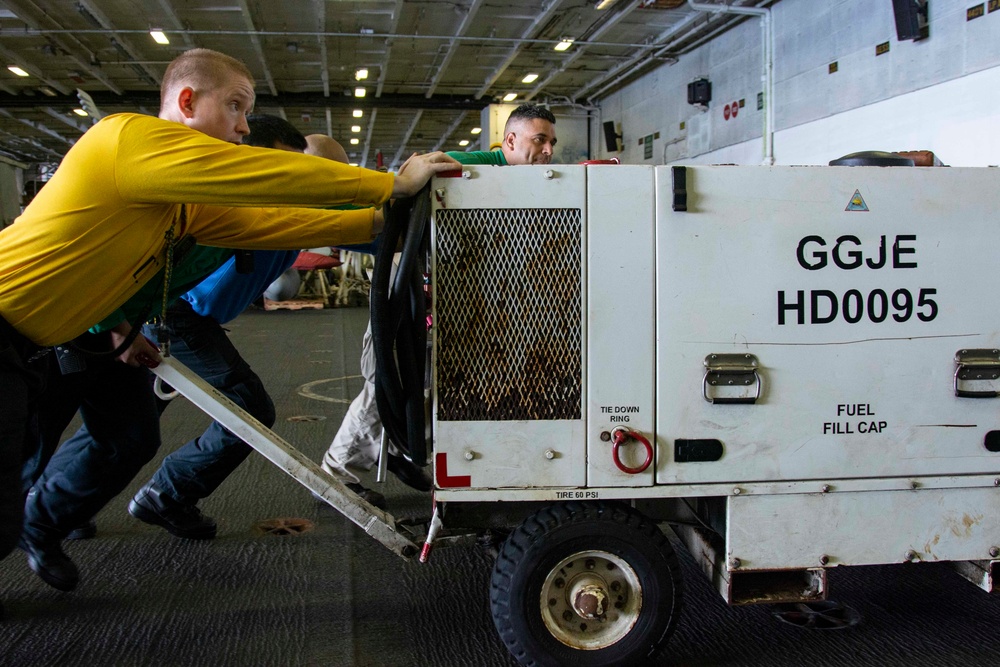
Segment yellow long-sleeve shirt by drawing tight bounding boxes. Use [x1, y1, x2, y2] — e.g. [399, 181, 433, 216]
[0, 113, 394, 345]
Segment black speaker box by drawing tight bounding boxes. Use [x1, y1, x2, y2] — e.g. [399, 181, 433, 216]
[893, 0, 927, 41]
[603, 121, 621, 152]
[687, 79, 711, 106]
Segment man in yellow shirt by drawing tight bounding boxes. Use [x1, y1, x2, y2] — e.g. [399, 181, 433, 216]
[0, 48, 459, 608]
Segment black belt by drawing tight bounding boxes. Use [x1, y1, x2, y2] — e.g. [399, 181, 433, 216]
[0, 313, 50, 363]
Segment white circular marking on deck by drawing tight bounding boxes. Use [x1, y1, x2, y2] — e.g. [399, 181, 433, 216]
[297, 375, 364, 404]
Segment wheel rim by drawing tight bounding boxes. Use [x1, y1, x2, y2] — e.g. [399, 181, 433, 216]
[539, 549, 643, 650]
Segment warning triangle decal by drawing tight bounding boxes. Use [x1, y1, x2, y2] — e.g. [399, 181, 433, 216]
[845, 189, 869, 212]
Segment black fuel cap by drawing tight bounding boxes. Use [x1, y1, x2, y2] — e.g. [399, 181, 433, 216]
[829, 151, 915, 167]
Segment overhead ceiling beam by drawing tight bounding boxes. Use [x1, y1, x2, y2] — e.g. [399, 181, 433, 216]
[235, 0, 278, 96]
[0, 28, 662, 52]
[40, 107, 88, 133]
[0, 131, 62, 161]
[360, 108, 378, 169]
[152, 0, 197, 50]
[572, 10, 707, 101]
[0, 44, 72, 95]
[526, 0, 644, 102]
[2, 0, 123, 94]
[375, 0, 405, 98]
[475, 0, 563, 100]
[313, 0, 331, 98]
[390, 110, 423, 169]
[424, 0, 486, 99]
[431, 110, 469, 152]
[0, 108, 73, 145]
[75, 0, 161, 86]
[0, 90, 488, 111]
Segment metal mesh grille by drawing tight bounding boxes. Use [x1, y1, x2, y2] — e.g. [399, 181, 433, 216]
[435, 208, 582, 421]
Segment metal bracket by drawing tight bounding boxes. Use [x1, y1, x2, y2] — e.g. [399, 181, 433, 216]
[704, 353, 761, 404]
[955, 349, 1000, 398]
[151, 357, 420, 560]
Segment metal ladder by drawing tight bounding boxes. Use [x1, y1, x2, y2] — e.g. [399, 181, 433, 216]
[151, 356, 421, 560]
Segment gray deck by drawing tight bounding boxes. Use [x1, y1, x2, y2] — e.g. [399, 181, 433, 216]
[3, 307, 1000, 666]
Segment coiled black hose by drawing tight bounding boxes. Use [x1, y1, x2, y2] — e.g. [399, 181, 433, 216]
[370, 186, 431, 466]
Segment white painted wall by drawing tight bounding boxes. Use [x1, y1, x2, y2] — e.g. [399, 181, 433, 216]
[593, 0, 1000, 167]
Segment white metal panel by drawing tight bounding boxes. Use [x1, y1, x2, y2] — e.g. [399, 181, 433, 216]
[431, 166, 588, 489]
[587, 165, 656, 487]
[727, 486, 1000, 569]
[655, 165, 1000, 485]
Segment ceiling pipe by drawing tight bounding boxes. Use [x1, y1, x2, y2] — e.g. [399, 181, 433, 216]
[574, 11, 704, 101]
[235, 0, 278, 96]
[3, 0, 123, 94]
[431, 110, 469, 152]
[374, 0, 405, 99]
[525, 0, 644, 102]
[474, 0, 562, 100]
[314, 0, 330, 97]
[390, 110, 424, 170]
[425, 0, 486, 98]
[687, 0, 773, 165]
[3, 29, 663, 51]
[361, 107, 379, 168]
[75, 0, 160, 86]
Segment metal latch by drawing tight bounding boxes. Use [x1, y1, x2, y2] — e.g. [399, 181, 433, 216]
[954, 349, 1000, 398]
[704, 353, 761, 404]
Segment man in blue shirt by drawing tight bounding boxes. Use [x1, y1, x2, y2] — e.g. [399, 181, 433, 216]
[128, 116, 332, 538]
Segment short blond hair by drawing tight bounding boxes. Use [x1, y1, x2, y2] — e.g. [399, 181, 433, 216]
[160, 48, 254, 112]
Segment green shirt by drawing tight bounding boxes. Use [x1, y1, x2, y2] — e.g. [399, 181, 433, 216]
[90, 245, 233, 333]
[447, 149, 507, 166]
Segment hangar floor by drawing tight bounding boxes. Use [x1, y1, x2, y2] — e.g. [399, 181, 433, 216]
[2, 307, 1000, 666]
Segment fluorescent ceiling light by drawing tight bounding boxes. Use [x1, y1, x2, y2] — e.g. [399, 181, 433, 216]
[39, 86, 57, 97]
[595, 0, 618, 9]
[349, 162, 358, 167]
[355, 68, 368, 80]
[554, 39, 574, 52]
[8, 66, 29, 77]
[350, 138, 360, 145]
[354, 87, 366, 98]
[352, 109, 363, 118]
[470, 127, 482, 134]
[503, 92, 517, 102]
[351, 125, 361, 133]
[522, 73, 539, 84]
[459, 139, 469, 147]
[150, 30, 169, 45]
[73, 108, 88, 117]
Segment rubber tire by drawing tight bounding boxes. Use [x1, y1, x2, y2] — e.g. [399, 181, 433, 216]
[490, 501, 682, 667]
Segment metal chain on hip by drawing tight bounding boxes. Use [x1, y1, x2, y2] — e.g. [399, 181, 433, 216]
[157, 206, 183, 358]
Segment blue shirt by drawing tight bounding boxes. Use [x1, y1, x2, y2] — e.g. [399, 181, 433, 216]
[181, 250, 299, 325]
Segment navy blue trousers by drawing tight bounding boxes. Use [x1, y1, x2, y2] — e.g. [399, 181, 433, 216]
[146, 300, 275, 503]
[0, 318, 47, 559]
[23, 343, 159, 542]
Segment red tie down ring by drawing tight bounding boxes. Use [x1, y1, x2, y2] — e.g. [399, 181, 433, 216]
[610, 427, 654, 474]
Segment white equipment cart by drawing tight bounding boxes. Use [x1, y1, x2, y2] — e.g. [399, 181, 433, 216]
[156, 158, 1000, 667]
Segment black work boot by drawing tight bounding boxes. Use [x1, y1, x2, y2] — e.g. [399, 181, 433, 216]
[19, 532, 79, 592]
[387, 453, 433, 492]
[128, 481, 216, 540]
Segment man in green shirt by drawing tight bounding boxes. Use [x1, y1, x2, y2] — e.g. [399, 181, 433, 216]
[318, 104, 557, 507]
